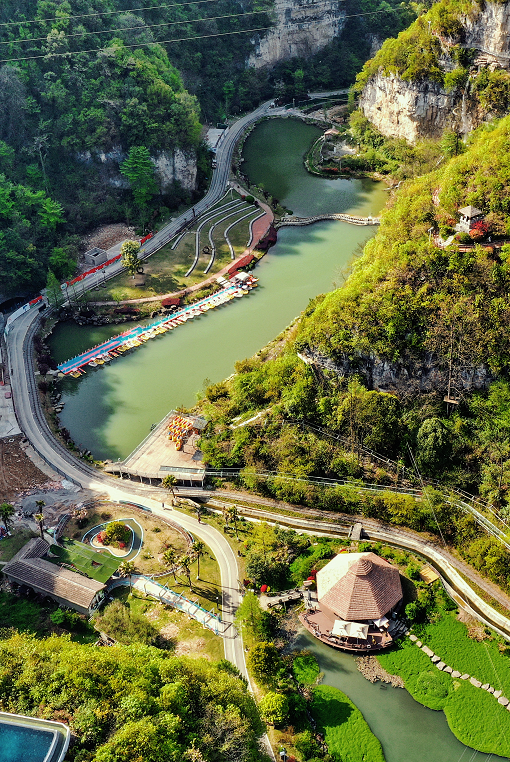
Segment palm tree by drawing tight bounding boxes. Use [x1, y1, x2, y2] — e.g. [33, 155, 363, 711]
[34, 513, 45, 540]
[179, 554, 193, 590]
[0, 503, 14, 530]
[118, 560, 136, 591]
[162, 474, 178, 504]
[192, 540, 206, 579]
[229, 505, 240, 539]
[163, 548, 178, 583]
[35, 500, 46, 540]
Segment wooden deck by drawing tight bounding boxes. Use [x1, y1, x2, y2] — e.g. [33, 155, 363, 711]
[299, 601, 394, 653]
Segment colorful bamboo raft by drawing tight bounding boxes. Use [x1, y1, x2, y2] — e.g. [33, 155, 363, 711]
[57, 276, 258, 377]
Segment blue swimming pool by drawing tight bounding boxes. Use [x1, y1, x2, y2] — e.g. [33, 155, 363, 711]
[0, 722, 54, 762]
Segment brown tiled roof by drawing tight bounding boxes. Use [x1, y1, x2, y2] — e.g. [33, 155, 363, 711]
[8, 537, 49, 562]
[4, 540, 105, 610]
[319, 552, 402, 621]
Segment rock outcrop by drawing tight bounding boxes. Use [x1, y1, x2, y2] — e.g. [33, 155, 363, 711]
[358, 1, 510, 142]
[249, 0, 345, 68]
[77, 147, 198, 193]
[359, 73, 464, 143]
[298, 349, 491, 396]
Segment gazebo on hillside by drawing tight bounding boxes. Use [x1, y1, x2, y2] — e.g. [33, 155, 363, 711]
[299, 552, 406, 652]
[456, 206, 484, 233]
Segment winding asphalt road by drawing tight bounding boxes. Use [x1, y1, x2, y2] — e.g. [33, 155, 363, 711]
[68, 100, 277, 298]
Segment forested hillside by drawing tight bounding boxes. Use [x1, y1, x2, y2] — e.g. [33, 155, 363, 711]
[0, 630, 266, 762]
[197, 115, 510, 589]
[0, 0, 414, 299]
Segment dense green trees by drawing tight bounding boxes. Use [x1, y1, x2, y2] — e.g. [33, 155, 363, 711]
[0, 630, 265, 761]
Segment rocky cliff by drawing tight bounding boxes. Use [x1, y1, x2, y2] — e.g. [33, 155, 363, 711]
[249, 0, 345, 68]
[78, 148, 197, 193]
[358, 0, 510, 143]
[359, 73, 480, 143]
[298, 349, 491, 397]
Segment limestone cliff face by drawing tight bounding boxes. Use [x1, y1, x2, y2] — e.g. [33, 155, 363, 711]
[462, 2, 510, 59]
[359, 73, 481, 143]
[358, 1, 510, 143]
[249, 0, 345, 68]
[152, 149, 197, 193]
[77, 148, 198, 193]
[299, 349, 491, 396]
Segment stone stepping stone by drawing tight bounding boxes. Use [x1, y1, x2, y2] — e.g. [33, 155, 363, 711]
[452, 670, 461, 678]
[482, 684, 490, 691]
[488, 687, 495, 693]
[436, 662, 446, 671]
[431, 655, 440, 663]
[494, 690, 503, 699]
[416, 641, 422, 648]
[409, 634, 417, 642]
[498, 697, 509, 706]
[444, 666, 453, 674]
[506, 703, 510, 712]
[422, 646, 434, 657]
[470, 677, 482, 688]
[460, 674, 470, 680]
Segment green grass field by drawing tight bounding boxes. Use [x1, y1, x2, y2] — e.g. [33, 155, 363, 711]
[0, 528, 38, 562]
[377, 622, 510, 756]
[49, 538, 120, 583]
[311, 685, 386, 762]
[413, 612, 510, 694]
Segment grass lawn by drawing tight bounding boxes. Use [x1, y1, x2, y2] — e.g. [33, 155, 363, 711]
[0, 590, 96, 642]
[377, 629, 510, 756]
[153, 538, 222, 614]
[85, 193, 262, 302]
[0, 528, 38, 562]
[413, 611, 510, 694]
[311, 684, 386, 762]
[65, 502, 188, 576]
[49, 538, 120, 583]
[113, 587, 224, 661]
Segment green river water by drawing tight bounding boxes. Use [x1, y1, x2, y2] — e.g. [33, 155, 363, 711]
[48, 117, 508, 761]
[49, 119, 385, 460]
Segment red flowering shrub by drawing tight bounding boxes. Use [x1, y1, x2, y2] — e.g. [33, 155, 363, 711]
[260, 584, 268, 593]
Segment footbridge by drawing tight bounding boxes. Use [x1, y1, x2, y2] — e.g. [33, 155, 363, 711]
[275, 213, 381, 228]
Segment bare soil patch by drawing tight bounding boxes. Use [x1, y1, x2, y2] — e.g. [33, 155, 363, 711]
[175, 636, 207, 656]
[0, 435, 52, 501]
[356, 655, 405, 687]
[80, 223, 135, 257]
[457, 609, 491, 641]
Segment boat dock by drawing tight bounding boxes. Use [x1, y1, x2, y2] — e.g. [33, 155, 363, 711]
[57, 276, 257, 377]
[104, 411, 206, 485]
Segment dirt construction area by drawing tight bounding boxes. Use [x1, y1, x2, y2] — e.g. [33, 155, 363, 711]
[0, 435, 52, 502]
